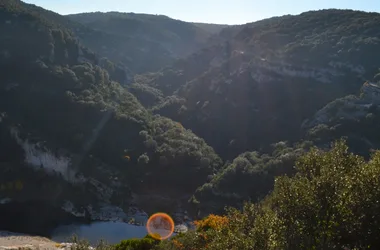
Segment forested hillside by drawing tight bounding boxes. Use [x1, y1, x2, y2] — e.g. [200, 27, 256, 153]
[135, 9, 380, 159]
[0, 0, 222, 230]
[2, 1, 380, 248]
[66, 12, 217, 74]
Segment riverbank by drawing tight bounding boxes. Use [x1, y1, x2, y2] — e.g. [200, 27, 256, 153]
[0, 231, 98, 250]
[0, 198, 192, 247]
[0, 231, 59, 250]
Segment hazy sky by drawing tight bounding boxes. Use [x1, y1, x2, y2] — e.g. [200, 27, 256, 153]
[24, 0, 380, 24]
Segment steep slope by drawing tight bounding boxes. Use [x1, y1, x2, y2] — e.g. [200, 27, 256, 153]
[237, 9, 380, 70]
[66, 12, 214, 74]
[0, 0, 222, 232]
[304, 79, 380, 156]
[190, 140, 312, 216]
[139, 9, 380, 159]
[189, 74, 380, 216]
[0, 0, 134, 85]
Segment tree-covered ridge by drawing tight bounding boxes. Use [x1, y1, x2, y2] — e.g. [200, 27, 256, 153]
[191, 141, 313, 216]
[192, 22, 230, 34]
[147, 56, 351, 159]
[0, 0, 132, 85]
[237, 9, 380, 69]
[67, 11, 209, 44]
[1, 0, 83, 64]
[1, 0, 73, 29]
[66, 11, 215, 74]
[142, 8, 380, 94]
[132, 9, 380, 161]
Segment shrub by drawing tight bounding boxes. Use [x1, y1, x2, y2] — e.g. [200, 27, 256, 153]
[138, 153, 150, 164]
[113, 235, 160, 250]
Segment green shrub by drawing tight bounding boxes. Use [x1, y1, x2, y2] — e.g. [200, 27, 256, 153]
[159, 140, 380, 249]
[113, 235, 160, 250]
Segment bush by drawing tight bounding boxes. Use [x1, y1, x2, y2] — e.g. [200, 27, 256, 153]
[113, 235, 160, 250]
[191, 143, 308, 214]
[138, 153, 150, 164]
[159, 140, 380, 249]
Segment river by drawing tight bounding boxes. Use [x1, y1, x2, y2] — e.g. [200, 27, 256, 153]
[0, 201, 180, 245]
[51, 221, 148, 245]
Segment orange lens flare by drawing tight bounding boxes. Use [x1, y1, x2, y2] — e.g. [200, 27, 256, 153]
[146, 213, 175, 240]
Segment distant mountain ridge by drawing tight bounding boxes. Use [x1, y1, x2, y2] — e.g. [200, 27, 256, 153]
[65, 11, 229, 74]
[192, 22, 230, 33]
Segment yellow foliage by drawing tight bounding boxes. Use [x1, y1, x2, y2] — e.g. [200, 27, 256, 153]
[172, 239, 184, 249]
[194, 214, 229, 231]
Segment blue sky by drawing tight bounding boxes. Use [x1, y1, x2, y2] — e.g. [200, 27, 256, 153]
[24, 0, 380, 24]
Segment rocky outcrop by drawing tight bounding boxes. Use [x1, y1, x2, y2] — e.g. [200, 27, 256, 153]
[328, 61, 365, 75]
[252, 59, 343, 83]
[303, 81, 380, 129]
[361, 82, 380, 104]
[10, 127, 79, 183]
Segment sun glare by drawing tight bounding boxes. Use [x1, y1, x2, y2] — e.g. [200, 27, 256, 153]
[146, 213, 175, 240]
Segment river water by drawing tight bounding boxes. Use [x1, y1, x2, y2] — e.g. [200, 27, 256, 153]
[51, 222, 148, 245]
[0, 201, 179, 245]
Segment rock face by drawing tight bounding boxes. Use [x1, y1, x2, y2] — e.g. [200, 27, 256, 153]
[302, 81, 380, 157]
[304, 82, 380, 129]
[362, 82, 380, 104]
[61, 201, 146, 223]
[10, 127, 76, 183]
